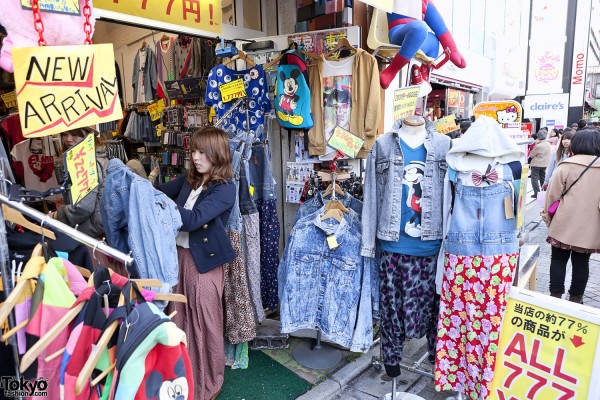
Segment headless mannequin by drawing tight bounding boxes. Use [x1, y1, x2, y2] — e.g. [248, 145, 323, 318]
[398, 115, 427, 148]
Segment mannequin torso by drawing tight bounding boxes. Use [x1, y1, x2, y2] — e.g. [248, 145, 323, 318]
[398, 116, 427, 148]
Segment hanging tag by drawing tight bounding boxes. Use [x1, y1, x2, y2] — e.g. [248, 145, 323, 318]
[504, 196, 515, 219]
[327, 235, 339, 250]
[123, 322, 131, 342]
[249, 185, 255, 197]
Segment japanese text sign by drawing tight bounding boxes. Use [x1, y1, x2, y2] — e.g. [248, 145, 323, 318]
[1, 91, 17, 109]
[95, 0, 222, 34]
[490, 288, 600, 399]
[21, 0, 80, 15]
[327, 126, 365, 159]
[12, 44, 122, 138]
[147, 99, 165, 121]
[473, 101, 522, 128]
[434, 115, 459, 135]
[393, 86, 420, 121]
[219, 79, 246, 103]
[64, 133, 98, 205]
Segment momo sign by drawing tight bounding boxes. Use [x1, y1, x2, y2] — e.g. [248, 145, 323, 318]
[13, 44, 122, 138]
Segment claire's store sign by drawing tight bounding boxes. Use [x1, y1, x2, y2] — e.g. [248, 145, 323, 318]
[523, 94, 569, 124]
[12, 44, 122, 138]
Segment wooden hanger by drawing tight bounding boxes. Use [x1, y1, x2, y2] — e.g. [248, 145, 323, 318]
[324, 199, 350, 214]
[160, 34, 170, 43]
[3, 205, 56, 240]
[323, 37, 355, 59]
[322, 183, 345, 199]
[320, 208, 344, 223]
[224, 50, 256, 67]
[75, 284, 187, 394]
[263, 53, 284, 71]
[140, 40, 147, 51]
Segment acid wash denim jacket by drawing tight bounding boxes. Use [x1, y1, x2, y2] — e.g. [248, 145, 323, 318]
[361, 119, 452, 258]
[100, 159, 182, 292]
[278, 208, 374, 352]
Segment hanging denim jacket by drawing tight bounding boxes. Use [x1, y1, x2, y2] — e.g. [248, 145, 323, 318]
[361, 119, 451, 258]
[278, 208, 373, 352]
[100, 159, 182, 290]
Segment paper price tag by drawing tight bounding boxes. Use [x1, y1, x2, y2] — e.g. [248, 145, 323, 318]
[327, 235, 339, 250]
[147, 99, 165, 122]
[249, 185, 255, 197]
[327, 126, 365, 159]
[219, 79, 247, 103]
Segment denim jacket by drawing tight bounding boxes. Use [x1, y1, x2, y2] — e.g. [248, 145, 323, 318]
[100, 159, 182, 290]
[279, 208, 373, 352]
[294, 192, 363, 225]
[361, 119, 451, 258]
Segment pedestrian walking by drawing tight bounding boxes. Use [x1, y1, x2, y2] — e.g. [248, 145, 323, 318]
[542, 129, 600, 304]
[529, 130, 551, 198]
[543, 130, 574, 190]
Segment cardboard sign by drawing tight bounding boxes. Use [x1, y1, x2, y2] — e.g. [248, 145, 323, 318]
[94, 0, 222, 34]
[1, 91, 17, 109]
[147, 99, 165, 121]
[490, 288, 600, 400]
[393, 86, 420, 121]
[21, 0, 80, 15]
[434, 115, 459, 135]
[473, 101, 522, 128]
[327, 126, 365, 158]
[64, 133, 98, 205]
[219, 79, 247, 103]
[13, 44, 122, 138]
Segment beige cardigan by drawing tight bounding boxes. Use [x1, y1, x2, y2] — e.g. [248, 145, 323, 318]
[543, 155, 600, 251]
[307, 48, 381, 159]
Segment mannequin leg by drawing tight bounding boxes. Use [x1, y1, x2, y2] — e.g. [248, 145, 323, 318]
[379, 252, 405, 377]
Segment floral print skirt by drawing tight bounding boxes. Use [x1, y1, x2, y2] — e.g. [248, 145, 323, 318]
[434, 253, 518, 400]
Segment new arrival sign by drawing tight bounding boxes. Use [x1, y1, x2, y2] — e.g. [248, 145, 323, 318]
[490, 288, 600, 400]
[13, 44, 122, 138]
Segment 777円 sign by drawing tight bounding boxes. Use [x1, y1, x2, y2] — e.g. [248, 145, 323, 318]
[64, 133, 98, 206]
[490, 287, 600, 399]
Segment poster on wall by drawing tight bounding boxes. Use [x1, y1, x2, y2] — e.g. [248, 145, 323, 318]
[94, 0, 222, 34]
[12, 44, 122, 138]
[490, 288, 600, 400]
[285, 162, 313, 204]
[527, 45, 565, 95]
[473, 101, 522, 128]
[288, 30, 348, 58]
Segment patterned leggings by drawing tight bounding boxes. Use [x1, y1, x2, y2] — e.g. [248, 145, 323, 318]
[379, 252, 438, 377]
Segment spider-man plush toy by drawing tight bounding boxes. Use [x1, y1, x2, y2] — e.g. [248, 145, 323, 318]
[380, 0, 467, 89]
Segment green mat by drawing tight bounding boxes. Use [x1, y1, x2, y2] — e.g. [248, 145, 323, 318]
[218, 350, 313, 400]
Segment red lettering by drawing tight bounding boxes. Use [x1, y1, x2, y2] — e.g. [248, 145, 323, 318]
[505, 333, 527, 363]
[141, 0, 148, 9]
[553, 348, 577, 385]
[73, 146, 86, 161]
[166, 0, 175, 15]
[183, 0, 201, 22]
[496, 389, 519, 400]
[503, 361, 523, 388]
[530, 339, 551, 373]
[552, 382, 576, 400]
[525, 371, 548, 399]
[572, 75, 583, 85]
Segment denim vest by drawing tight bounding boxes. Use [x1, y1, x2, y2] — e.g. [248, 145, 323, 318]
[445, 164, 519, 256]
[279, 208, 373, 352]
[361, 119, 451, 258]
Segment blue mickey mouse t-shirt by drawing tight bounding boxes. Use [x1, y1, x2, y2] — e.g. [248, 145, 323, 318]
[379, 139, 442, 256]
[205, 64, 271, 137]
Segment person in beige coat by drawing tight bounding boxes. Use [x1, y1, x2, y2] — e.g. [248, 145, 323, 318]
[529, 130, 552, 198]
[542, 129, 600, 304]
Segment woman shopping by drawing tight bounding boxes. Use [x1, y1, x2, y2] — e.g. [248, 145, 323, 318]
[159, 127, 236, 400]
[543, 130, 574, 190]
[542, 129, 600, 304]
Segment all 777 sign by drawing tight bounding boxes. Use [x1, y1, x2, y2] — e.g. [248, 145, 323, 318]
[490, 288, 600, 399]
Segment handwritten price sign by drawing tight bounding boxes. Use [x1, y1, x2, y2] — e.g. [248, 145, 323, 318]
[433, 115, 459, 135]
[327, 126, 365, 159]
[393, 86, 420, 121]
[147, 99, 165, 121]
[490, 287, 600, 400]
[219, 79, 247, 103]
[64, 133, 99, 206]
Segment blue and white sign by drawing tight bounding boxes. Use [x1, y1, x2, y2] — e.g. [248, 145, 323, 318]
[523, 93, 570, 120]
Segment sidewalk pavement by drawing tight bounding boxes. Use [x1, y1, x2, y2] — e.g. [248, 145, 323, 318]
[298, 190, 600, 400]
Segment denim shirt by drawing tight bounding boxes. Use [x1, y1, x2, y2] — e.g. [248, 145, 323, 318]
[278, 208, 373, 352]
[361, 119, 451, 258]
[100, 159, 182, 290]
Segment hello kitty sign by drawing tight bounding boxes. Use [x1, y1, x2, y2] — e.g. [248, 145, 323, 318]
[473, 101, 522, 128]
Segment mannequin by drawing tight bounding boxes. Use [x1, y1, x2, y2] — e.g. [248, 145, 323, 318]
[361, 117, 451, 379]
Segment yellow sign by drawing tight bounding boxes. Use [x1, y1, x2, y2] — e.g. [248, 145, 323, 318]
[516, 165, 529, 231]
[473, 101, 522, 128]
[1, 91, 17, 109]
[147, 99, 165, 121]
[94, 0, 222, 34]
[219, 79, 247, 103]
[13, 44, 122, 138]
[64, 133, 98, 205]
[327, 126, 365, 158]
[434, 115, 459, 135]
[21, 0, 80, 15]
[490, 288, 600, 400]
[393, 86, 420, 121]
